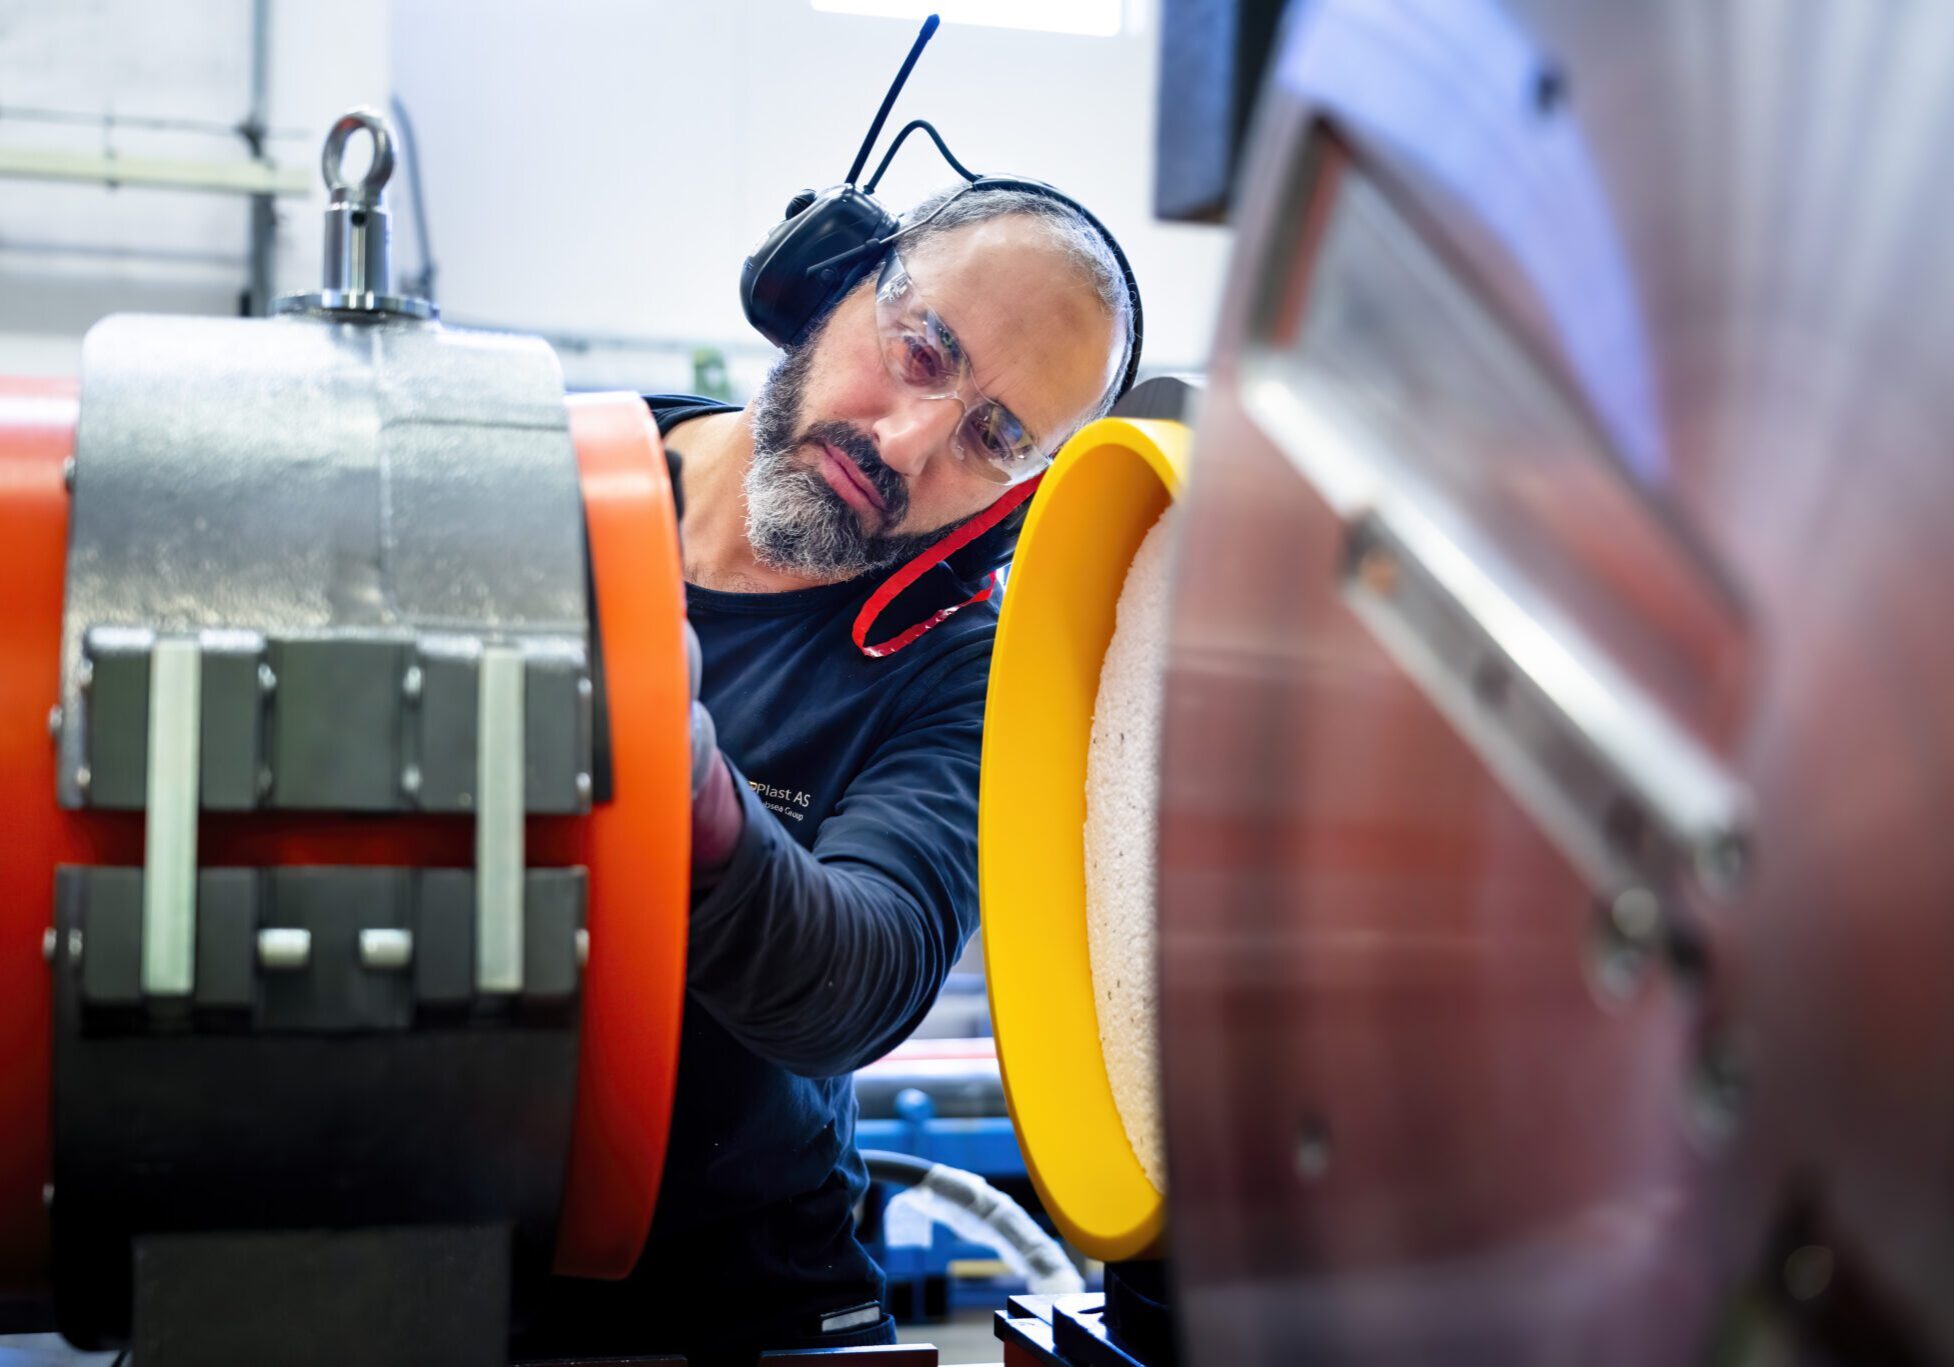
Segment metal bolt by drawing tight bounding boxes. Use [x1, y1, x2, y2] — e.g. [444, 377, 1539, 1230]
[575, 772, 593, 804]
[61, 456, 76, 492]
[45, 704, 62, 741]
[401, 764, 422, 798]
[41, 927, 57, 964]
[1783, 1244, 1834, 1303]
[1591, 887, 1662, 1001]
[257, 662, 278, 695]
[1686, 1033, 1748, 1149]
[74, 765, 91, 796]
[1356, 545, 1400, 598]
[358, 927, 413, 971]
[575, 928, 590, 967]
[66, 929, 83, 964]
[1695, 829, 1749, 898]
[576, 676, 594, 702]
[1294, 1115, 1332, 1181]
[257, 927, 312, 970]
[402, 665, 424, 701]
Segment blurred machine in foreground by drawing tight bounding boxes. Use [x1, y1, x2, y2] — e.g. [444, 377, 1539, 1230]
[984, 0, 1954, 1364]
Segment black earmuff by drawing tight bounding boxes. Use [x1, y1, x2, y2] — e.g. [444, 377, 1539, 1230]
[738, 16, 1144, 396]
[740, 185, 900, 350]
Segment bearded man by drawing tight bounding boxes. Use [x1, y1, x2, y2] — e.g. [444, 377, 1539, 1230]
[521, 182, 1136, 1365]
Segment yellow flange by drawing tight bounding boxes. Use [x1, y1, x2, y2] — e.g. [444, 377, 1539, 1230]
[980, 416, 1190, 1263]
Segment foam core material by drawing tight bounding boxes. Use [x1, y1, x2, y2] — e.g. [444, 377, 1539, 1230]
[1083, 506, 1177, 1194]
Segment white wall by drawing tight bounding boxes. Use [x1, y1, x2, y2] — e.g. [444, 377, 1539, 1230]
[389, 0, 1232, 392]
[0, 0, 1232, 392]
[0, 0, 391, 375]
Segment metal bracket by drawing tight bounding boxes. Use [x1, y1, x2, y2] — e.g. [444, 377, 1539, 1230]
[141, 639, 201, 998]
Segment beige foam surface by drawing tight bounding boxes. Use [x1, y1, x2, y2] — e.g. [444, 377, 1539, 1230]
[1082, 507, 1177, 1194]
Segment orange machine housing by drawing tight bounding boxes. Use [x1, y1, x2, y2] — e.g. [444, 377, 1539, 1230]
[0, 382, 690, 1291]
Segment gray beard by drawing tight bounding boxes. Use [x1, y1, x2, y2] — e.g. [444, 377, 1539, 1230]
[742, 333, 952, 582]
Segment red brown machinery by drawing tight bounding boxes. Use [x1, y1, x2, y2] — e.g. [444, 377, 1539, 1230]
[1158, 0, 1954, 1362]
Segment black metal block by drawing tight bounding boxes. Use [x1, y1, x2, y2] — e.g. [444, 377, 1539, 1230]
[195, 869, 259, 1012]
[416, 870, 476, 1008]
[132, 1224, 511, 1367]
[77, 868, 143, 1008]
[522, 870, 585, 1005]
[82, 633, 151, 809]
[415, 646, 480, 811]
[268, 637, 408, 810]
[200, 637, 267, 810]
[524, 652, 592, 814]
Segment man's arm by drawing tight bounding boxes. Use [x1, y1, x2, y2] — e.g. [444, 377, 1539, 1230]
[684, 643, 989, 1078]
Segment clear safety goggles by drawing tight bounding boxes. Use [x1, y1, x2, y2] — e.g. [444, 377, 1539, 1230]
[873, 249, 1052, 486]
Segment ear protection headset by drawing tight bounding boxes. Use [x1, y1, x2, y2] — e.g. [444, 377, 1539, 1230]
[737, 14, 1144, 657]
[739, 15, 1144, 397]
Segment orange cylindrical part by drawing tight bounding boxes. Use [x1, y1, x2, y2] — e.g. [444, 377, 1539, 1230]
[0, 378, 79, 1292]
[0, 382, 689, 1289]
[552, 392, 691, 1277]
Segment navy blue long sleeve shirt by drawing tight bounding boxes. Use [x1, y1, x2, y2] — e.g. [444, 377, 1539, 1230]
[519, 395, 1018, 1361]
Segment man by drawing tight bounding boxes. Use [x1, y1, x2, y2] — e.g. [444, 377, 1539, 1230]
[522, 183, 1134, 1363]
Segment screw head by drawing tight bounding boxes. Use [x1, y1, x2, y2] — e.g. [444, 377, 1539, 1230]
[46, 704, 62, 740]
[41, 927, 57, 963]
[257, 662, 278, 694]
[576, 676, 594, 702]
[66, 929, 83, 964]
[1356, 546, 1400, 598]
[1294, 1115, 1332, 1181]
[402, 665, 424, 701]
[1784, 1244, 1834, 1303]
[575, 928, 590, 967]
[575, 772, 593, 804]
[74, 765, 92, 796]
[401, 764, 422, 797]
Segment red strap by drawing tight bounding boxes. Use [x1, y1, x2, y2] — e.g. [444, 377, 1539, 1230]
[852, 473, 1043, 658]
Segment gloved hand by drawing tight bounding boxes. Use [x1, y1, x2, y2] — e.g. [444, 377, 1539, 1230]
[685, 617, 744, 872]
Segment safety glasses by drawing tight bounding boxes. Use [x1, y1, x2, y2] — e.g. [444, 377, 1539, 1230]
[873, 249, 1051, 485]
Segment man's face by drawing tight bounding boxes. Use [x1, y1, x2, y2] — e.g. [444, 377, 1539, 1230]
[745, 215, 1122, 581]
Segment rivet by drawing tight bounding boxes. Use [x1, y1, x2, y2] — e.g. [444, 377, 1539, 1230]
[66, 929, 83, 964]
[1294, 1114, 1332, 1181]
[1356, 545, 1399, 598]
[257, 662, 278, 694]
[402, 665, 424, 701]
[74, 765, 92, 796]
[61, 456, 76, 492]
[1783, 1244, 1834, 1302]
[401, 764, 422, 797]
[575, 928, 590, 967]
[41, 927, 57, 964]
[575, 772, 593, 804]
[46, 704, 62, 741]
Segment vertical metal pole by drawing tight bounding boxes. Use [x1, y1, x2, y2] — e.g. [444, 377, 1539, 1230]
[477, 648, 525, 993]
[143, 640, 202, 997]
[242, 0, 276, 315]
